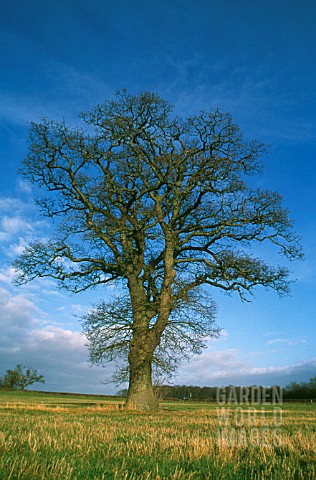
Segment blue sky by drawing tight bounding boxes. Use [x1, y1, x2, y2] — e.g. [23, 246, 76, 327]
[0, 0, 315, 394]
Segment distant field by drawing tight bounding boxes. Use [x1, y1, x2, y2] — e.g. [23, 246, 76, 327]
[0, 391, 315, 479]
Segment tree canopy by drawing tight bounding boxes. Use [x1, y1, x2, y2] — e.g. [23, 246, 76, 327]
[13, 91, 302, 410]
[0, 364, 45, 391]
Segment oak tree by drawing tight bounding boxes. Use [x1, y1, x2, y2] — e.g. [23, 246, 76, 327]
[13, 91, 302, 410]
[81, 289, 218, 387]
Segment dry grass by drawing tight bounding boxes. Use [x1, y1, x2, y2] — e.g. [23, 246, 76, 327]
[0, 391, 315, 479]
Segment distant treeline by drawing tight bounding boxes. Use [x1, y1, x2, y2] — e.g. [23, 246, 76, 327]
[117, 377, 316, 401]
[283, 377, 316, 400]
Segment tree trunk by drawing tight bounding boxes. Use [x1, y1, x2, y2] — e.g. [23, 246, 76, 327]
[125, 337, 159, 411]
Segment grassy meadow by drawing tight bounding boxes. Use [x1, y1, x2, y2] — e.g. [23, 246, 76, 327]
[0, 391, 315, 479]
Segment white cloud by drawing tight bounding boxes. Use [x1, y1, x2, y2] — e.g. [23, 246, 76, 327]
[210, 329, 228, 342]
[0, 198, 29, 212]
[0, 267, 17, 284]
[0, 283, 114, 394]
[0, 196, 49, 259]
[176, 348, 316, 387]
[0, 287, 42, 330]
[27, 325, 86, 350]
[0, 279, 314, 393]
[16, 179, 32, 194]
[0, 215, 34, 241]
[56, 303, 89, 315]
[6, 237, 30, 256]
[267, 337, 307, 346]
[177, 349, 247, 385]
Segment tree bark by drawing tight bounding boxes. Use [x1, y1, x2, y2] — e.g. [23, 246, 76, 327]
[125, 335, 159, 411]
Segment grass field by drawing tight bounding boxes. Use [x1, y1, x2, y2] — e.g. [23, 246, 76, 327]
[0, 391, 315, 479]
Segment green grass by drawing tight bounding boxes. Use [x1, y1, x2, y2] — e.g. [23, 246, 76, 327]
[0, 391, 315, 479]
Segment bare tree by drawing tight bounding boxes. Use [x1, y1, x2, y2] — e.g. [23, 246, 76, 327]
[81, 288, 218, 386]
[13, 91, 302, 410]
